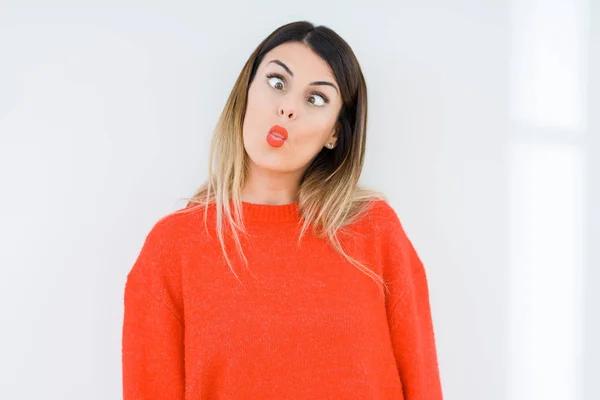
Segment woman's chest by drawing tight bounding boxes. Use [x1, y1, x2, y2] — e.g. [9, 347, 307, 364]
[181, 229, 389, 353]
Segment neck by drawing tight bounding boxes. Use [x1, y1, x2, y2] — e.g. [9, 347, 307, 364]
[242, 161, 304, 205]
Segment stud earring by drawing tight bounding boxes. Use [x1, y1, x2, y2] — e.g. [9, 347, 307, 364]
[326, 142, 334, 149]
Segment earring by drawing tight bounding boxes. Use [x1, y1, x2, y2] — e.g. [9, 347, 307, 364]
[326, 142, 334, 149]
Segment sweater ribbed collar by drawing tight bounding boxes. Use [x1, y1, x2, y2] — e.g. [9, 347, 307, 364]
[231, 200, 301, 223]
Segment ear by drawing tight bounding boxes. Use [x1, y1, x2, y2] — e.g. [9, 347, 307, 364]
[325, 127, 338, 150]
[331, 122, 341, 142]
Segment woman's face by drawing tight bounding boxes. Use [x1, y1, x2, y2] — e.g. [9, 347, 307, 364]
[242, 42, 343, 175]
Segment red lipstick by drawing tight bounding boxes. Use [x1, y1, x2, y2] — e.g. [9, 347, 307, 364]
[266, 125, 288, 148]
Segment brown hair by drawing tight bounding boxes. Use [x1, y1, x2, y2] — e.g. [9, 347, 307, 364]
[178, 21, 387, 291]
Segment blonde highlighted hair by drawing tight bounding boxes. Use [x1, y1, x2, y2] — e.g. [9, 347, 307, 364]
[177, 21, 388, 293]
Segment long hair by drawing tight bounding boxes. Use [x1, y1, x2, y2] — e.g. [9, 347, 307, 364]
[178, 21, 388, 292]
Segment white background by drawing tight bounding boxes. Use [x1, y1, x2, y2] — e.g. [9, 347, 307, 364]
[1, 1, 597, 399]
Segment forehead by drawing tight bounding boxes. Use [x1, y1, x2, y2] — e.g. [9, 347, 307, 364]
[260, 42, 335, 81]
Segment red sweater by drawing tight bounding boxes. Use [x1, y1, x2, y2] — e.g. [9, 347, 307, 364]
[122, 199, 442, 399]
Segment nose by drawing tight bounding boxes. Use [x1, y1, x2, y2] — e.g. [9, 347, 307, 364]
[278, 103, 297, 120]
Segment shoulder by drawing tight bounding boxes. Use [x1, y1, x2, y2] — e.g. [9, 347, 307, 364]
[364, 198, 399, 219]
[125, 206, 199, 320]
[356, 198, 404, 233]
[129, 203, 211, 276]
[359, 200, 425, 282]
[349, 199, 417, 259]
[143, 202, 212, 244]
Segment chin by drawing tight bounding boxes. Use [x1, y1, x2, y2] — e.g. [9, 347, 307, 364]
[243, 141, 281, 169]
[250, 157, 292, 173]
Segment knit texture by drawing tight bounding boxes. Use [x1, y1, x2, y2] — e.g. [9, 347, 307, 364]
[122, 199, 443, 399]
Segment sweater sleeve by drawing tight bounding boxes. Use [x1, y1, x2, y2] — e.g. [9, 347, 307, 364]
[122, 217, 185, 400]
[379, 204, 443, 400]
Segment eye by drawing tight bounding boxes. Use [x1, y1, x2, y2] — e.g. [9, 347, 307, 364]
[307, 93, 328, 107]
[266, 73, 285, 90]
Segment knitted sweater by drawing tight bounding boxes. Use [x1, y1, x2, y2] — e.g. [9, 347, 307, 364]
[121, 199, 443, 399]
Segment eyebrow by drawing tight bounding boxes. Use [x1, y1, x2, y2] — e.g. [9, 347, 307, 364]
[268, 59, 339, 94]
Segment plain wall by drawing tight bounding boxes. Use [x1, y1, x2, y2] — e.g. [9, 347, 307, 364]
[0, 1, 595, 399]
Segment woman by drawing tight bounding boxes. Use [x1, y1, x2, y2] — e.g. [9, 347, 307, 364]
[122, 20, 443, 400]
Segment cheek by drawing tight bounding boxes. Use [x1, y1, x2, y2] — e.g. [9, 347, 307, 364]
[294, 112, 337, 145]
[243, 86, 273, 153]
[243, 88, 261, 133]
[246, 85, 271, 115]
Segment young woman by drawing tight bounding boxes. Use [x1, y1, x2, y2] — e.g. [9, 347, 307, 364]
[122, 20, 443, 400]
